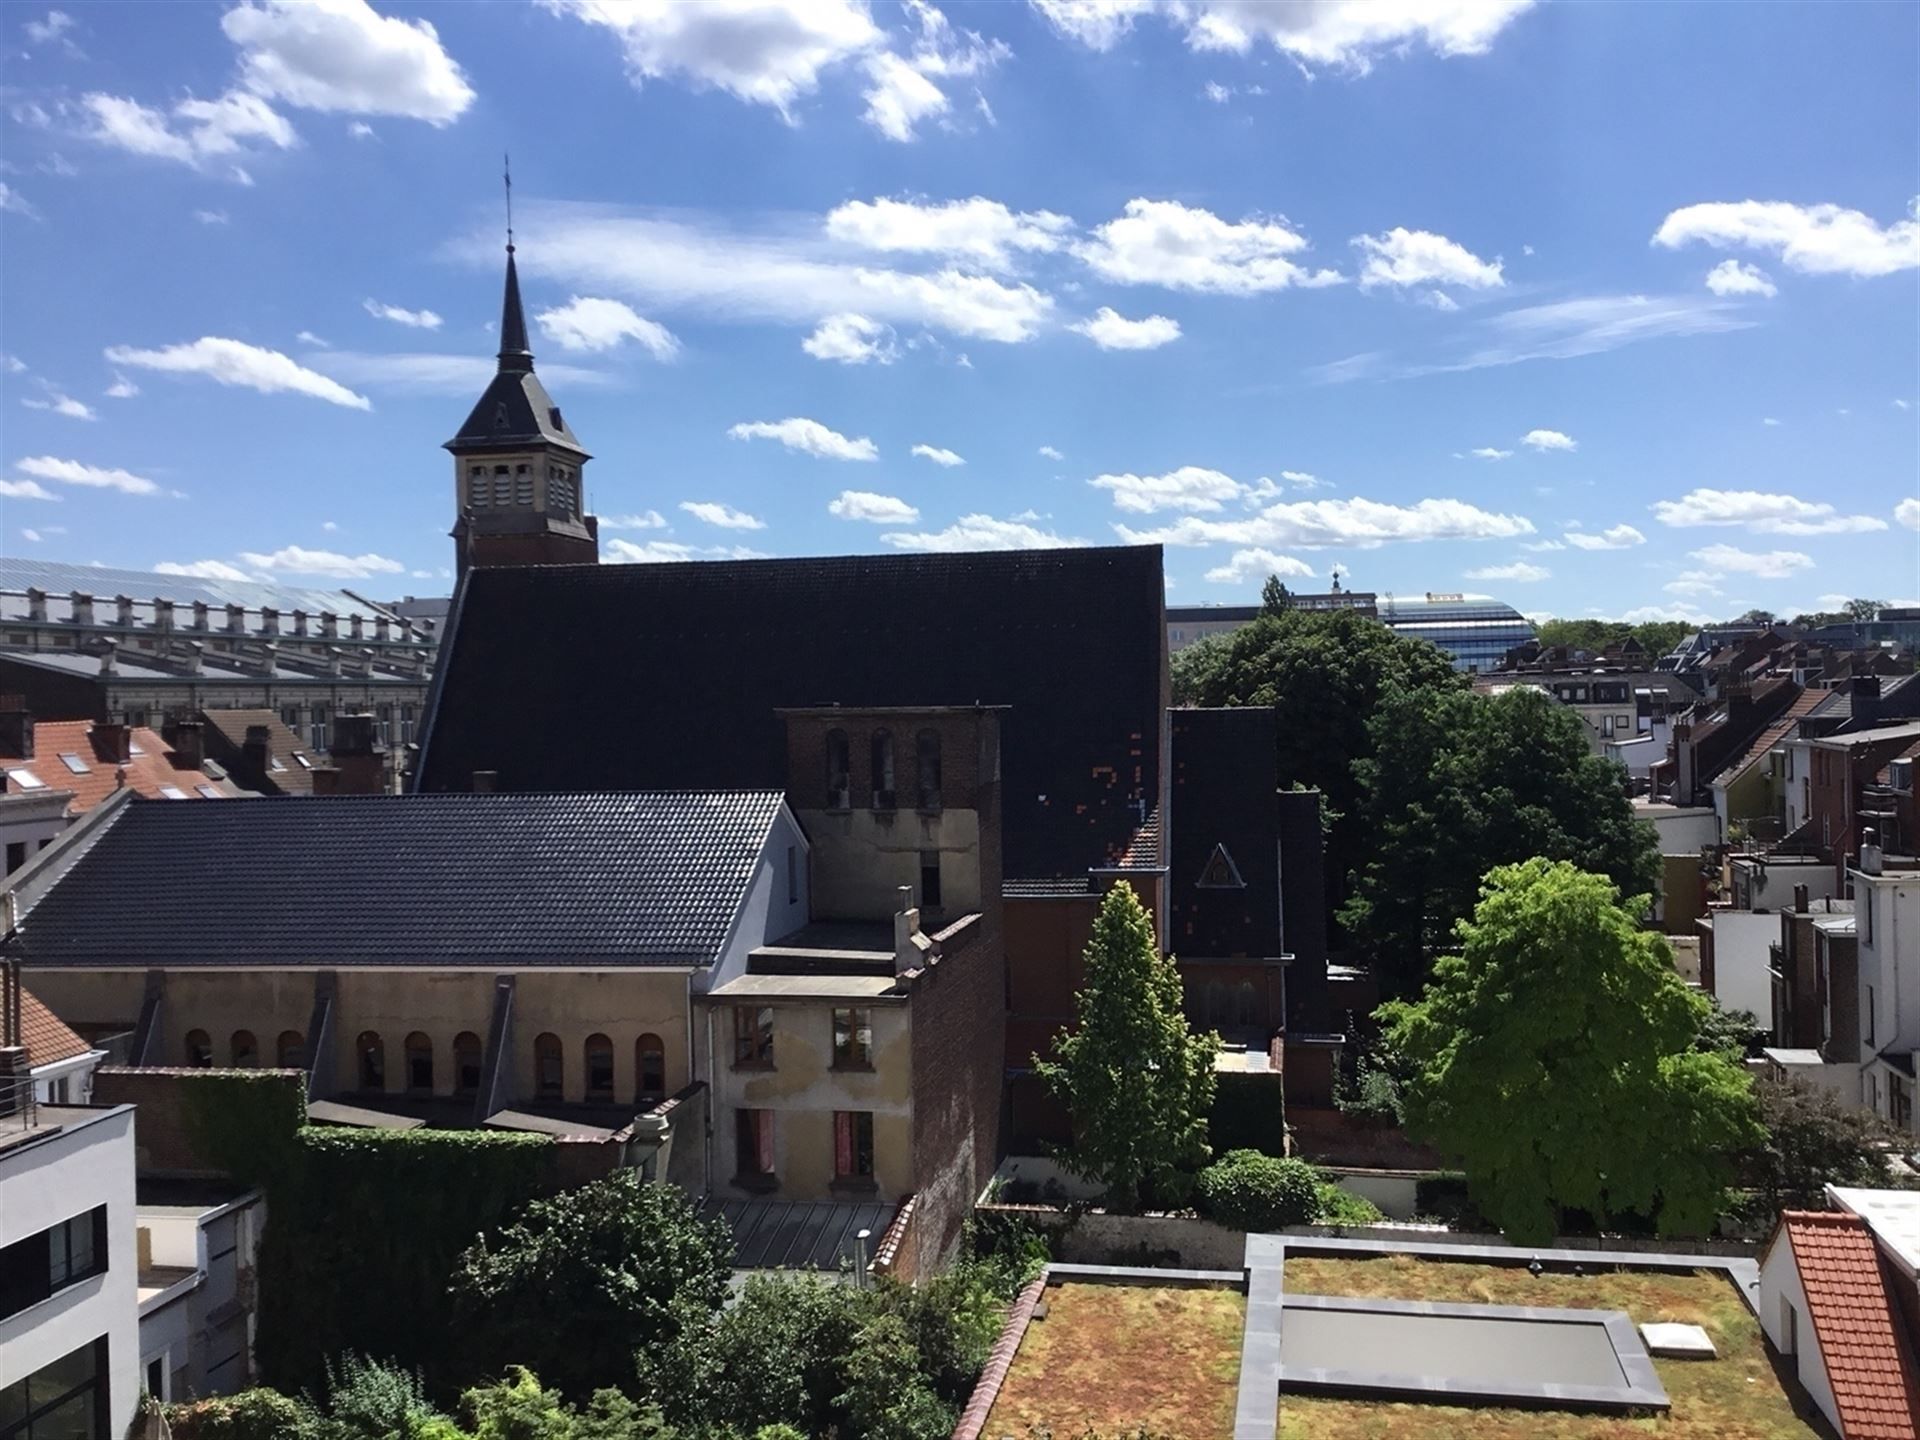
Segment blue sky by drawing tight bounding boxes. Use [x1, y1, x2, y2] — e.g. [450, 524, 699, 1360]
[1, 0, 1915, 620]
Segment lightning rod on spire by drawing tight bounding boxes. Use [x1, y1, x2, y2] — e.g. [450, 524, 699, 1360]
[503, 151, 514, 254]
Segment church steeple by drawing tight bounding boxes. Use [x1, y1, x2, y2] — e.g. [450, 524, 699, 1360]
[497, 245, 533, 374]
[444, 173, 599, 575]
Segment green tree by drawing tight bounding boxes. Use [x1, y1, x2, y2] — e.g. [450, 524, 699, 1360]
[1847, 597, 1886, 622]
[1172, 607, 1465, 938]
[1034, 884, 1220, 1209]
[1739, 1076, 1901, 1213]
[1259, 573, 1292, 615]
[1345, 685, 1660, 991]
[449, 1172, 732, 1400]
[1380, 860, 1759, 1245]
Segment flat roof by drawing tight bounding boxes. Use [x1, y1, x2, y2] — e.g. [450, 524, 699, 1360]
[1813, 719, 1920, 748]
[708, 972, 903, 1001]
[1830, 1186, 1920, 1276]
[305, 1100, 426, 1130]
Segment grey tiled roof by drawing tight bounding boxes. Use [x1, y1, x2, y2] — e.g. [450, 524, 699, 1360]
[4, 791, 784, 968]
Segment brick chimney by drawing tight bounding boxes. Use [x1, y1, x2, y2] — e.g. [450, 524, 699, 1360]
[0, 701, 32, 760]
[1793, 883, 1809, 914]
[310, 766, 342, 796]
[1852, 674, 1883, 727]
[170, 719, 206, 770]
[90, 718, 132, 764]
[224, 604, 246, 635]
[70, 590, 94, 628]
[242, 724, 271, 780]
[326, 713, 386, 794]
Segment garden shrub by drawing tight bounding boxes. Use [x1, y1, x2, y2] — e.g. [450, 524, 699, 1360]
[164, 1389, 322, 1440]
[1312, 1181, 1384, 1227]
[1194, 1149, 1318, 1229]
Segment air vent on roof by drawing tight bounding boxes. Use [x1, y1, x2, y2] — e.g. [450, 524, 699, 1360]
[1197, 842, 1246, 890]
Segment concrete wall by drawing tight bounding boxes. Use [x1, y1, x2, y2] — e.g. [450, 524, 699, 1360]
[800, 808, 983, 922]
[1703, 911, 1776, 1021]
[1323, 1169, 1422, 1220]
[0, 1105, 141, 1440]
[1640, 805, 1719, 853]
[1759, 1236, 1840, 1436]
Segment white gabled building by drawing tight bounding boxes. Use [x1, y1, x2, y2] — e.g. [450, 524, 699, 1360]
[1851, 841, 1920, 1135]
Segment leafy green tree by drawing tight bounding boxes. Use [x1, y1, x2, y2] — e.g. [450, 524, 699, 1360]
[1173, 607, 1465, 936]
[1034, 884, 1220, 1209]
[1380, 859, 1760, 1245]
[449, 1173, 732, 1400]
[1533, 619, 1693, 657]
[1846, 597, 1886, 622]
[1259, 574, 1292, 615]
[836, 1314, 955, 1440]
[1739, 1076, 1901, 1213]
[1345, 685, 1660, 991]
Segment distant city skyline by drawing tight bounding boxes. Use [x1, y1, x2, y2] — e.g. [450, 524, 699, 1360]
[0, 0, 1914, 621]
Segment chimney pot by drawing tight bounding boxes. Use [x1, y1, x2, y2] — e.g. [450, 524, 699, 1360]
[191, 601, 209, 631]
[349, 614, 364, 642]
[292, 609, 309, 638]
[153, 598, 174, 631]
[98, 641, 116, 678]
[225, 603, 246, 634]
[261, 606, 279, 636]
[115, 594, 135, 627]
[25, 588, 46, 624]
[170, 719, 205, 770]
[70, 590, 94, 628]
[0, 702, 34, 760]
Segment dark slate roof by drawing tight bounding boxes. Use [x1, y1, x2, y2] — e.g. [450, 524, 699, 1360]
[445, 248, 587, 457]
[4, 791, 784, 968]
[416, 546, 1169, 880]
[705, 1196, 900, 1271]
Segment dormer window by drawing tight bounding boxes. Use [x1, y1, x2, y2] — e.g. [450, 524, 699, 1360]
[825, 730, 851, 810]
[549, 407, 564, 430]
[870, 729, 895, 810]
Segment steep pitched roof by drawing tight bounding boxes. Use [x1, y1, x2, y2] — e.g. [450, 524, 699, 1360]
[1780, 1209, 1920, 1439]
[415, 546, 1169, 881]
[0, 720, 242, 811]
[1720, 689, 1826, 787]
[19, 985, 91, 1069]
[3, 791, 785, 968]
[199, 709, 316, 795]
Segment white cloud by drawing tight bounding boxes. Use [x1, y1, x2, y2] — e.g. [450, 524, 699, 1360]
[1203, 80, 1232, 103]
[20, 529, 44, 543]
[911, 443, 964, 467]
[1070, 306, 1181, 350]
[728, 416, 876, 461]
[801, 313, 898, 364]
[155, 559, 259, 583]
[1116, 494, 1535, 549]
[0, 182, 40, 220]
[237, 543, 404, 579]
[295, 330, 329, 347]
[1653, 198, 1920, 278]
[103, 376, 139, 399]
[1203, 548, 1314, 584]
[321, 520, 338, 531]
[1651, 487, 1888, 535]
[193, 208, 229, 226]
[1, 354, 25, 373]
[220, 0, 474, 124]
[1703, 258, 1777, 298]
[300, 349, 610, 395]
[1418, 294, 1751, 376]
[679, 500, 765, 530]
[539, 0, 882, 115]
[826, 196, 1071, 271]
[603, 538, 767, 563]
[1689, 543, 1813, 579]
[1894, 398, 1911, 411]
[24, 9, 76, 45]
[1617, 603, 1721, 626]
[16, 455, 160, 495]
[600, 510, 667, 531]
[1520, 539, 1564, 552]
[1281, 470, 1327, 490]
[1076, 198, 1342, 294]
[829, 490, 920, 523]
[347, 120, 375, 139]
[1896, 498, 1920, 531]
[1664, 570, 1723, 597]
[363, 298, 443, 330]
[1521, 428, 1576, 451]
[0, 479, 59, 501]
[882, 512, 1086, 551]
[1352, 227, 1503, 291]
[1028, 0, 1535, 70]
[1038, 445, 1064, 460]
[860, 51, 947, 140]
[1762, 416, 1782, 426]
[1091, 465, 1248, 514]
[1468, 446, 1512, 460]
[82, 90, 296, 169]
[105, 336, 371, 409]
[1563, 524, 1645, 550]
[536, 295, 678, 359]
[20, 386, 96, 421]
[1465, 561, 1550, 582]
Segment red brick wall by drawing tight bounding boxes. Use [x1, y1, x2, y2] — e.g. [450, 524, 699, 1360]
[909, 929, 1006, 1273]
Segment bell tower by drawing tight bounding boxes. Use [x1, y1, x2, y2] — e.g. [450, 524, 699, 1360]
[445, 196, 598, 574]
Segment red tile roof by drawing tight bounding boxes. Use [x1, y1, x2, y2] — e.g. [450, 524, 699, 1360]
[1723, 688, 1826, 784]
[0, 720, 241, 813]
[1782, 1209, 1920, 1439]
[1877, 737, 1920, 787]
[18, 985, 91, 1069]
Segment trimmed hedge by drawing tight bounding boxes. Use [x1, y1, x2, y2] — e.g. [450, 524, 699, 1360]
[1208, 1073, 1286, 1157]
[1194, 1149, 1318, 1230]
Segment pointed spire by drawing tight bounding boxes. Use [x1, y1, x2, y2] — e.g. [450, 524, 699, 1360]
[497, 152, 532, 373]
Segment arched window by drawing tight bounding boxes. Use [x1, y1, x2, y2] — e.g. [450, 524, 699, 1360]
[277, 1030, 305, 1068]
[404, 1032, 434, 1094]
[534, 1033, 563, 1101]
[185, 1029, 213, 1068]
[636, 1034, 666, 1104]
[584, 1033, 614, 1103]
[825, 730, 851, 809]
[356, 1031, 385, 1092]
[230, 1030, 257, 1068]
[1236, 982, 1258, 1029]
[916, 729, 942, 810]
[870, 729, 895, 810]
[454, 1032, 482, 1097]
[1206, 981, 1228, 1030]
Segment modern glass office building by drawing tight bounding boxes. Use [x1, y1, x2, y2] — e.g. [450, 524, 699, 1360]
[1376, 594, 1537, 672]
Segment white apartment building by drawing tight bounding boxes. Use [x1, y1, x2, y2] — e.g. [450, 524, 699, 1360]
[1853, 846, 1920, 1135]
